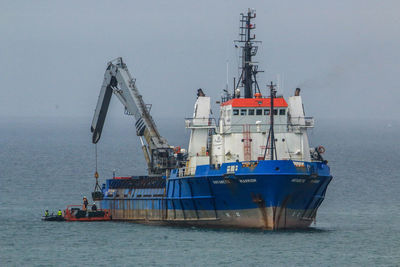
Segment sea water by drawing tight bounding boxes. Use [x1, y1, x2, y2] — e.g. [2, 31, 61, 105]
[0, 117, 399, 266]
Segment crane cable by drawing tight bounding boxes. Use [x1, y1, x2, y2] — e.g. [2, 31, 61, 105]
[95, 144, 98, 178]
[94, 144, 101, 192]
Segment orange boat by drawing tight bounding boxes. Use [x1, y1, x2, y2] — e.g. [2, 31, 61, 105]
[63, 205, 111, 221]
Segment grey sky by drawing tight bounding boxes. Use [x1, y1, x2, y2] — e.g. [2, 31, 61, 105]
[1, 0, 399, 122]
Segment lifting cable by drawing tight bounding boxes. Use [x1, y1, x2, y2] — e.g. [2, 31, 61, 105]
[95, 143, 98, 177]
[94, 144, 101, 192]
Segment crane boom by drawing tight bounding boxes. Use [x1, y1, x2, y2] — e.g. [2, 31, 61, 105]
[91, 57, 176, 176]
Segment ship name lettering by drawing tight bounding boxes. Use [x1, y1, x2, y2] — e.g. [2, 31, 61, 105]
[239, 179, 257, 183]
[213, 180, 227, 184]
[291, 178, 306, 183]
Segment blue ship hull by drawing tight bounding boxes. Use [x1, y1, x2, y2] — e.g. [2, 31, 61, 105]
[99, 160, 332, 229]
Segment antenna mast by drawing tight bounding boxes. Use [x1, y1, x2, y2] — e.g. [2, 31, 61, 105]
[235, 9, 262, 98]
[264, 82, 277, 160]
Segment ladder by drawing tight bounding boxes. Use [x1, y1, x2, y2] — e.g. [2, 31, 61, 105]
[243, 124, 251, 161]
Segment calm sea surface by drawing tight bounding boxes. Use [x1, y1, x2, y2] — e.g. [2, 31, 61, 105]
[1, 117, 399, 266]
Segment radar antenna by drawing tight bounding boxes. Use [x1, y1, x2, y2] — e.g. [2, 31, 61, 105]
[234, 8, 263, 98]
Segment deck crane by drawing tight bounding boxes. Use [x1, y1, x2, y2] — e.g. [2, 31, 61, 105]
[91, 57, 177, 176]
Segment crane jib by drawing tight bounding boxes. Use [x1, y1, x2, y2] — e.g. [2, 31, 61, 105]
[91, 84, 113, 144]
[90, 57, 178, 175]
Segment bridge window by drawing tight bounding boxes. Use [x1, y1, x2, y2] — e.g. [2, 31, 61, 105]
[279, 109, 286, 115]
[248, 109, 255, 115]
[240, 109, 247, 116]
[264, 109, 270, 115]
[233, 109, 239, 116]
[273, 109, 278, 115]
[256, 109, 262, 115]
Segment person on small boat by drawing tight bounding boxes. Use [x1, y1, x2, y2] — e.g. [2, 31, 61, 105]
[83, 196, 88, 210]
[92, 202, 97, 211]
[45, 210, 49, 217]
[57, 210, 62, 216]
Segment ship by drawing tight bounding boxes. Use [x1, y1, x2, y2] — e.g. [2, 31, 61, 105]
[89, 9, 332, 230]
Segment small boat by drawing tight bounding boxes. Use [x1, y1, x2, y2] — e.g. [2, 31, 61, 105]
[63, 205, 111, 221]
[42, 215, 65, 221]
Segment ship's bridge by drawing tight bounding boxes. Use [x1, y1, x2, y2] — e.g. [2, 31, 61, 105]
[219, 95, 288, 134]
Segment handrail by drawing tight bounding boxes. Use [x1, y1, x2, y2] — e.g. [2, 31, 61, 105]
[185, 117, 217, 128]
[66, 204, 100, 209]
[225, 117, 314, 126]
[219, 118, 314, 132]
[289, 116, 315, 127]
[177, 167, 197, 177]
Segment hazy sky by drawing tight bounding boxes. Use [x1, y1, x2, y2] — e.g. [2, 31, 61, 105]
[1, 0, 399, 122]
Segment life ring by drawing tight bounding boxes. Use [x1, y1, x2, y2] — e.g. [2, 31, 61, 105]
[318, 145, 325, 154]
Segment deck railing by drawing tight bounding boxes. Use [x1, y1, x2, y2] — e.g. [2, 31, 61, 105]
[289, 116, 315, 128]
[217, 116, 314, 134]
[185, 118, 217, 129]
[176, 166, 197, 177]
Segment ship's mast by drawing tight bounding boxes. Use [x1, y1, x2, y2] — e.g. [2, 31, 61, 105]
[235, 9, 262, 99]
[264, 82, 277, 160]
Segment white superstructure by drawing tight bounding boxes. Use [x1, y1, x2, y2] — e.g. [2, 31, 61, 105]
[185, 90, 316, 171]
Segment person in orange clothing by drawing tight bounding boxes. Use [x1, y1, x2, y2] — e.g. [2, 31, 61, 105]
[82, 196, 88, 211]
